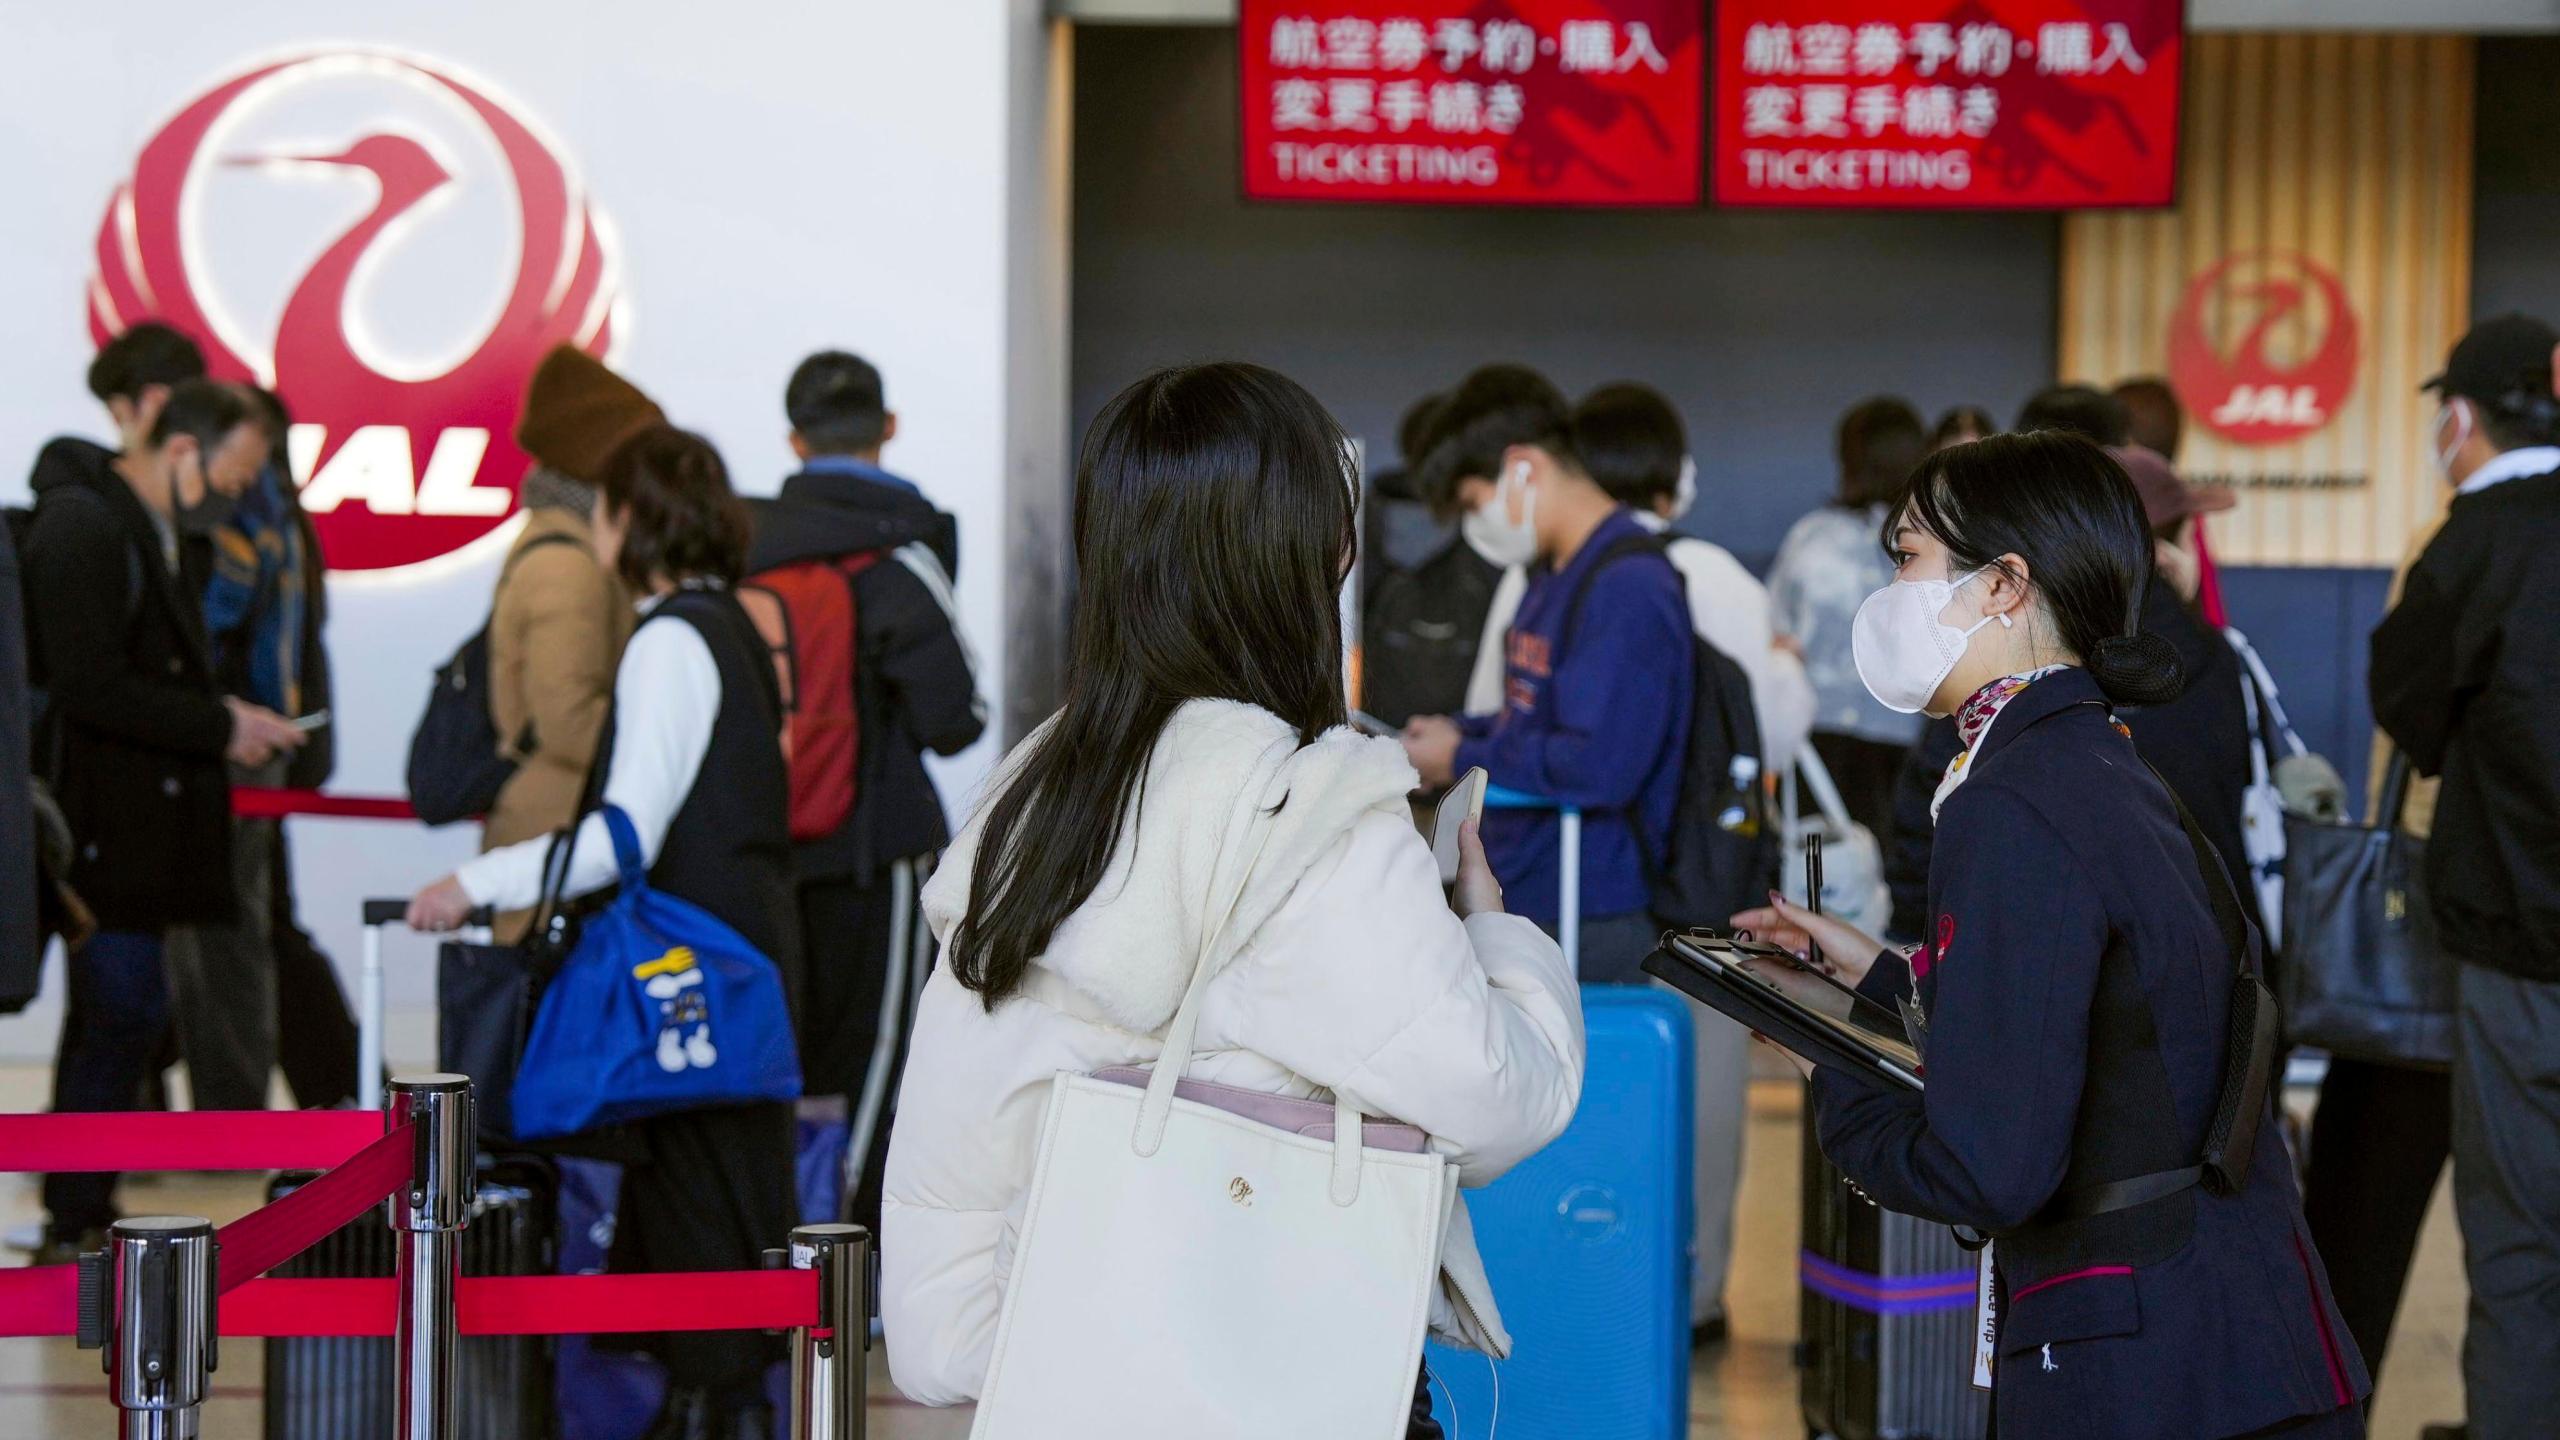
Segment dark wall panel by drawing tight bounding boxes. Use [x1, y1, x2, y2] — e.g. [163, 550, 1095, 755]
[2473, 37, 2560, 325]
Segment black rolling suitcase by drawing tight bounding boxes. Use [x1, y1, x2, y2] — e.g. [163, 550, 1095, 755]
[263, 1154, 559, 1440]
[1797, 1126, 1991, 1440]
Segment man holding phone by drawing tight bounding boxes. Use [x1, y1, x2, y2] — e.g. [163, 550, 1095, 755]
[1399, 365, 1693, 986]
[162, 385, 336, 1113]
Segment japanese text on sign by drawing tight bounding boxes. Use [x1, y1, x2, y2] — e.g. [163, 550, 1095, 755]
[1712, 4, 2182, 210]
[1243, 3, 1703, 207]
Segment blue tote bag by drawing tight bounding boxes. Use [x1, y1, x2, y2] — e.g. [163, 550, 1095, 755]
[511, 805, 802, 1140]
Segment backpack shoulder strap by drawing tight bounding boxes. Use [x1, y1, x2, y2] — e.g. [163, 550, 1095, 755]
[1556, 531, 1674, 667]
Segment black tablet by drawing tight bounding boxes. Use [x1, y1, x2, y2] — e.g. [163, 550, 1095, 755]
[1644, 932, 1926, 1092]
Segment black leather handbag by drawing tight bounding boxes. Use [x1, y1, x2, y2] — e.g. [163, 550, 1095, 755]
[2278, 753, 2456, 1068]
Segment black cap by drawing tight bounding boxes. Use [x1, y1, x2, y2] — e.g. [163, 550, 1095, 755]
[2423, 313, 2560, 406]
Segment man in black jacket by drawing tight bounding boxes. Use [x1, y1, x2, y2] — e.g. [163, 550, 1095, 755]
[23, 378, 303, 1258]
[747, 351, 985, 1228]
[2372, 313, 2560, 1440]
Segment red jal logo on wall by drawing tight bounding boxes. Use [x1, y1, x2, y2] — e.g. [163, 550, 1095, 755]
[88, 50, 623, 573]
[2167, 252, 2361, 447]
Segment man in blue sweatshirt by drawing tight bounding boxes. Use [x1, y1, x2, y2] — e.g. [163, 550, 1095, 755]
[1401, 365, 1693, 984]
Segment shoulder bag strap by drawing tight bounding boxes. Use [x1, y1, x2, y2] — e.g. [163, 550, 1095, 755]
[2041, 763, 2276, 1222]
[1129, 783, 1368, 1205]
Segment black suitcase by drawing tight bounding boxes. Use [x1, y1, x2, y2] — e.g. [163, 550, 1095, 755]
[264, 1154, 559, 1440]
[1798, 1126, 1991, 1440]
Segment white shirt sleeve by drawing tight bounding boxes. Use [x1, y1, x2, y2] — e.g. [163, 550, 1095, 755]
[1671, 537, 1818, 772]
[456, 611, 722, 912]
[1463, 566, 1529, 718]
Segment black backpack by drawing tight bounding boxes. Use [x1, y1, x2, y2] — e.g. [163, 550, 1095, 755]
[405, 533, 578, 826]
[1560, 534, 1781, 930]
[1361, 535, 1503, 728]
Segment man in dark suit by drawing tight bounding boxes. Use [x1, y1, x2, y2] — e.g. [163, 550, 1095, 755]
[21, 377, 303, 1259]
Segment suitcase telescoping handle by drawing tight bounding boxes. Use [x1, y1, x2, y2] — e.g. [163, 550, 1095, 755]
[357, 899, 493, 1110]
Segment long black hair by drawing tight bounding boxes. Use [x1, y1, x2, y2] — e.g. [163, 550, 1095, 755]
[950, 363, 1358, 1008]
[1890, 430, 2183, 707]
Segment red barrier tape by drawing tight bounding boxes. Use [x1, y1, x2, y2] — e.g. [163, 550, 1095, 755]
[213, 1123, 415, 1294]
[0, 1110, 386, 1174]
[0, 1269, 817, 1338]
[231, 788, 417, 821]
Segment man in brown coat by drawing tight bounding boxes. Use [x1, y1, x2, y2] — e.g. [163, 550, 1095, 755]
[481, 348, 657, 937]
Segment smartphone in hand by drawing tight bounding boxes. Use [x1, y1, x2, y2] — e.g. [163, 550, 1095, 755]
[1348, 709, 1399, 739]
[1432, 766, 1489, 885]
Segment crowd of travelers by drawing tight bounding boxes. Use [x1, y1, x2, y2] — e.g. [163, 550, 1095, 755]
[9, 309, 2560, 1440]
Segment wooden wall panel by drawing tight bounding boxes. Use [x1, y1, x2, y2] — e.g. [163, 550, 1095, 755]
[2058, 33, 2473, 569]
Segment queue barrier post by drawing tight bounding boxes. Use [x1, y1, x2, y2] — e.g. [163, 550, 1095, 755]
[388, 1074, 475, 1440]
[83, 1216, 218, 1440]
[787, 1223, 871, 1440]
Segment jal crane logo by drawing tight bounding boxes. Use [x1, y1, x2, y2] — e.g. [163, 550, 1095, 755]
[86, 49, 625, 574]
[2167, 251, 2361, 447]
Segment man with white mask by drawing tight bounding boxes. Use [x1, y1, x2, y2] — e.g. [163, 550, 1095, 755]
[1401, 364, 1694, 988]
[2372, 312, 2560, 1440]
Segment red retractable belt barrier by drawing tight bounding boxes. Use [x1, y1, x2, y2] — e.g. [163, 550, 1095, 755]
[0, 1109, 820, 1341]
[230, 788, 418, 821]
[0, 1270, 817, 1338]
[0, 1110, 384, 1174]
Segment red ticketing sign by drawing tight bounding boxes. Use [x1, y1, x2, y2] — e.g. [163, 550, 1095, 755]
[1240, 3, 1705, 207]
[1711, 2, 2183, 209]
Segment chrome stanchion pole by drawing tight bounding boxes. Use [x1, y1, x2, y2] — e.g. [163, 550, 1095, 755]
[84, 1216, 217, 1440]
[388, 1074, 474, 1440]
[788, 1223, 871, 1440]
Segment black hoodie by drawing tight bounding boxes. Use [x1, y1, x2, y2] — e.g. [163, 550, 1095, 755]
[22, 436, 237, 929]
[746, 467, 985, 881]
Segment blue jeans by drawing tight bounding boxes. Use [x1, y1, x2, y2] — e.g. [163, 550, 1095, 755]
[43, 930, 170, 1239]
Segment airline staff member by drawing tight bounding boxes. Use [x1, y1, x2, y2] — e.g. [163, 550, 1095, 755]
[1735, 433, 2367, 1439]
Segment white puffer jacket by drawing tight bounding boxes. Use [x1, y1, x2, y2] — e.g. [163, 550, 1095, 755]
[882, 700, 1587, 1407]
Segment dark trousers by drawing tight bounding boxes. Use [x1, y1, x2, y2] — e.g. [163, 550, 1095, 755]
[609, 1101, 799, 1393]
[2451, 961, 2560, 1440]
[1811, 731, 1907, 843]
[43, 930, 170, 1238]
[795, 860, 927, 1232]
[1541, 910, 1661, 987]
[2300, 1056, 2452, 1380]
[270, 834, 359, 1109]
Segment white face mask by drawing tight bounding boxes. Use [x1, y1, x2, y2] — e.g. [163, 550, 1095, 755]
[1851, 567, 2004, 715]
[2434, 401, 2473, 478]
[1668, 456, 1697, 523]
[1461, 461, 1539, 568]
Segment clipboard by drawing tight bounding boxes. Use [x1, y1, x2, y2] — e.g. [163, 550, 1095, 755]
[1642, 932, 1926, 1092]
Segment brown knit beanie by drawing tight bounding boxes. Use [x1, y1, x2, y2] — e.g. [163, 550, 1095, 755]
[515, 346, 665, 483]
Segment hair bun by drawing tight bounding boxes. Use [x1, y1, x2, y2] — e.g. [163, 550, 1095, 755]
[2089, 632, 2184, 707]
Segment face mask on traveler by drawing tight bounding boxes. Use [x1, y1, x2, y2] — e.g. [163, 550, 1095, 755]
[1667, 457, 1697, 524]
[2434, 401, 2473, 478]
[1851, 567, 2005, 715]
[1461, 461, 1539, 568]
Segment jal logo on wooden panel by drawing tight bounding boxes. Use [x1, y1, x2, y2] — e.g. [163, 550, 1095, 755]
[2168, 252, 2362, 447]
[87, 50, 626, 575]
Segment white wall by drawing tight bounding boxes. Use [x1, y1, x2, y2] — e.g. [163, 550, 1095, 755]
[0, 1, 1064, 1066]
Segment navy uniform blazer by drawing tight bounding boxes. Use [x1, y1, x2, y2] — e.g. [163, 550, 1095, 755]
[1809, 668, 2368, 1440]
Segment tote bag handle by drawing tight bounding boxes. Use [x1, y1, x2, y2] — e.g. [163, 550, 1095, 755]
[1129, 787, 1368, 1207]
[601, 804, 653, 896]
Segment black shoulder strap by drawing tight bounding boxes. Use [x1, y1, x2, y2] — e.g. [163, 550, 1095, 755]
[498, 529, 582, 587]
[1555, 532, 1672, 669]
[2039, 763, 2276, 1223]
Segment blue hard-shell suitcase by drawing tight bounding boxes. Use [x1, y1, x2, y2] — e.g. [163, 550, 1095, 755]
[1428, 984, 1695, 1439]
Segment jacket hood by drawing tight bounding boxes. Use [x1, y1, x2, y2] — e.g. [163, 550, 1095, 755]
[746, 469, 958, 577]
[923, 699, 1420, 1035]
[30, 436, 117, 496]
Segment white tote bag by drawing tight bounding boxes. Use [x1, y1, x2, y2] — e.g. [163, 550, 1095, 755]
[969, 829, 1460, 1440]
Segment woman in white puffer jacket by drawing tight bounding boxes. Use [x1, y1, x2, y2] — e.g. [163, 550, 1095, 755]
[881, 363, 1587, 1432]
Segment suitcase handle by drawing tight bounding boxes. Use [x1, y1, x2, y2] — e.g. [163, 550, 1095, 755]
[362, 899, 493, 929]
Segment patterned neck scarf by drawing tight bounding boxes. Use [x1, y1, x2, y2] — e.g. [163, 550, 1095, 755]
[1932, 665, 2070, 821]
